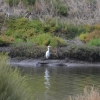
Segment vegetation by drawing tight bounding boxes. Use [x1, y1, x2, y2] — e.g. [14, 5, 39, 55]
[0, 35, 14, 46]
[10, 43, 46, 58]
[69, 87, 100, 100]
[0, 53, 34, 100]
[87, 38, 100, 46]
[3, 18, 67, 46]
[66, 45, 100, 62]
[9, 43, 100, 62]
[53, 0, 68, 16]
[5, 0, 36, 6]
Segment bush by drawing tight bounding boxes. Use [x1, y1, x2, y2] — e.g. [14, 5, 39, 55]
[85, 30, 100, 42]
[78, 33, 88, 42]
[61, 24, 88, 39]
[53, 0, 68, 16]
[9, 42, 67, 59]
[5, 18, 44, 42]
[0, 53, 34, 100]
[0, 35, 14, 46]
[66, 45, 100, 62]
[9, 43, 46, 58]
[87, 38, 100, 46]
[31, 33, 67, 46]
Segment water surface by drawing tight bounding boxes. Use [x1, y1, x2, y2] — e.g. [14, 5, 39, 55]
[16, 66, 100, 100]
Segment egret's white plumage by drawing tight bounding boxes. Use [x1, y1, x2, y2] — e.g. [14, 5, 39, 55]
[46, 46, 51, 59]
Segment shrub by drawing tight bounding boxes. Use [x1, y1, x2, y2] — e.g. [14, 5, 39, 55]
[10, 43, 46, 58]
[31, 33, 67, 46]
[85, 30, 100, 42]
[78, 33, 88, 42]
[57, 3, 68, 16]
[66, 44, 100, 62]
[53, 0, 68, 16]
[5, 18, 44, 42]
[87, 38, 100, 46]
[0, 35, 14, 46]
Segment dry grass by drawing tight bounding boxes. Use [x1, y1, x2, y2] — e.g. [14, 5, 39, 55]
[69, 87, 100, 100]
[32, 0, 100, 25]
[1, 0, 100, 24]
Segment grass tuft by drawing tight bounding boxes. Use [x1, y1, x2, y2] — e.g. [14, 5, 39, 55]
[0, 53, 34, 100]
[69, 87, 100, 100]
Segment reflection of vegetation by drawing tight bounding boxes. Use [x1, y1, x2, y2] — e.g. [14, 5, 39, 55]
[0, 53, 34, 100]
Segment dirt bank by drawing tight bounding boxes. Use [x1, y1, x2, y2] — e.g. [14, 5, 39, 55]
[10, 58, 100, 67]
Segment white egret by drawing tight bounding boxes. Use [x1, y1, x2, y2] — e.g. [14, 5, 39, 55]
[45, 46, 51, 59]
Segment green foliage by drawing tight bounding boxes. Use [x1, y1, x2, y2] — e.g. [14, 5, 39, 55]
[78, 33, 88, 41]
[53, 1, 68, 16]
[43, 18, 88, 39]
[57, 3, 68, 16]
[4, 18, 67, 46]
[0, 53, 34, 100]
[87, 38, 100, 46]
[4, 17, 100, 46]
[31, 33, 67, 46]
[63, 24, 87, 39]
[5, 18, 43, 42]
[0, 35, 14, 46]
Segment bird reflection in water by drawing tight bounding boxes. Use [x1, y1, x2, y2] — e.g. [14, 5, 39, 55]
[44, 68, 50, 89]
[44, 68, 50, 100]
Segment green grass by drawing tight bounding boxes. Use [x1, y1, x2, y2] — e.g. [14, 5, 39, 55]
[0, 53, 34, 100]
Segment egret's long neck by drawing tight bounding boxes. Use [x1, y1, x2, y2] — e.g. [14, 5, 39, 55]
[48, 47, 50, 51]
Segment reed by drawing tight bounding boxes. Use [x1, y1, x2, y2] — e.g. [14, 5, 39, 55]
[69, 87, 100, 100]
[0, 53, 34, 100]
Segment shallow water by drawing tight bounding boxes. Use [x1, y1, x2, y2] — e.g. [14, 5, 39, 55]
[16, 65, 100, 100]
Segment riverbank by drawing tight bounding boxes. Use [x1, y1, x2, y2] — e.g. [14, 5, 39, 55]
[0, 45, 100, 67]
[10, 58, 100, 67]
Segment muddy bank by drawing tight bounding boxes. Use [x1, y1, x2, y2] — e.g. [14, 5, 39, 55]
[10, 58, 100, 67]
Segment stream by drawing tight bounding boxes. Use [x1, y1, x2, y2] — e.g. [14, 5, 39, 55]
[12, 64, 100, 100]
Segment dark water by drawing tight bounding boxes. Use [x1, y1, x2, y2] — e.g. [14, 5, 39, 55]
[16, 66, 100, 100]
